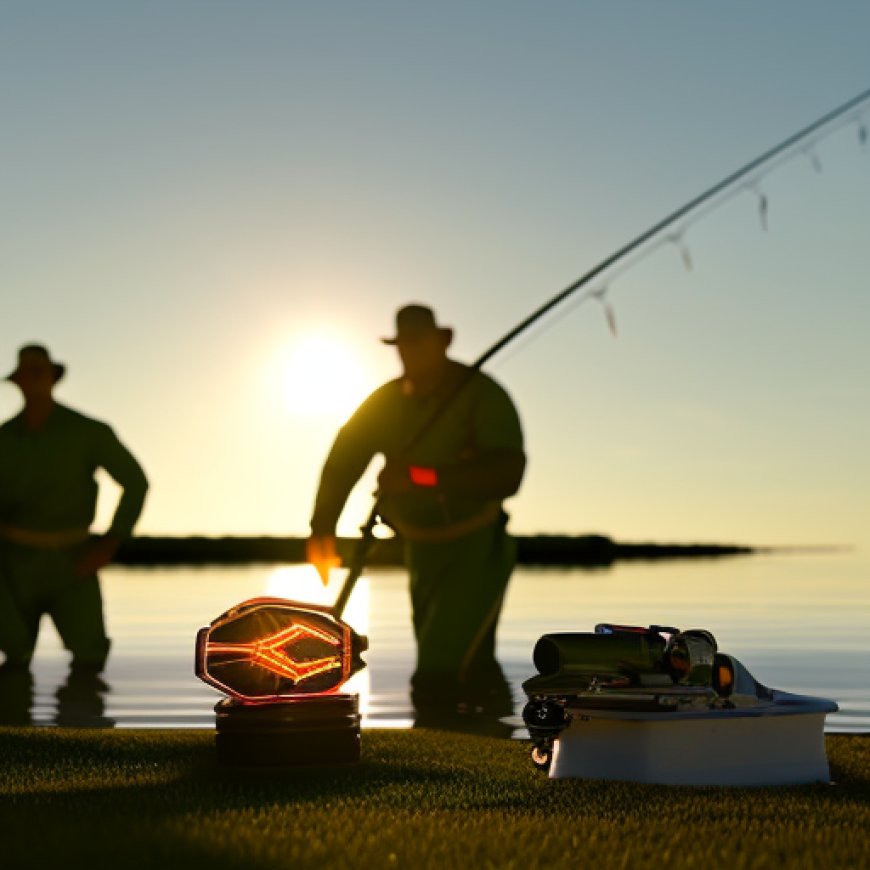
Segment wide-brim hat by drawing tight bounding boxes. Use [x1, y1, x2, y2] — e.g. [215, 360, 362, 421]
[6, 344, 66, 383]
[381, 304, 452, 345]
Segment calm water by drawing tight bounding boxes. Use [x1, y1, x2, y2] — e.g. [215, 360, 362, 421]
[17, 550, 870, 732]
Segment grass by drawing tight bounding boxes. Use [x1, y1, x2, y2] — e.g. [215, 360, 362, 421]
[0, 729, 868, 869]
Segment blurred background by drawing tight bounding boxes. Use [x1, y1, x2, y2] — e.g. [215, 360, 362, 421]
[2, 1, 868, 550]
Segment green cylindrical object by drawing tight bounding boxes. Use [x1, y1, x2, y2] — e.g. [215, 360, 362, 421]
[532, 632, 667, 678]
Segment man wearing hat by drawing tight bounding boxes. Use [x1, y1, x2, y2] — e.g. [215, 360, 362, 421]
[0, 344, 148, 675]
[307, 305, 525, 720]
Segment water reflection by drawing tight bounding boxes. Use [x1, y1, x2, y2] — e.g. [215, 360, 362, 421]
[8, 551, 870, 733]
[0, 663, 114, 727]
[0, 664, 32, 725]
[54, 667, 115, 727]
[412, 661, 516, 738]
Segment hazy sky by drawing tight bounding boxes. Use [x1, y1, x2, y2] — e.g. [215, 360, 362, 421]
[2, 2, 868, 548]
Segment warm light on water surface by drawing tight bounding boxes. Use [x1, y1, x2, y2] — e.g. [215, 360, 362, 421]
[262, 565, 373, 715]
[23, 551, 870, 732]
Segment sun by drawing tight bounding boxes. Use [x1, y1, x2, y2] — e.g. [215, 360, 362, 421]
[281, 332, 371, 420]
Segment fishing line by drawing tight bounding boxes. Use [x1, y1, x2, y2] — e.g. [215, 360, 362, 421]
[488, 99, 869, 371]
[331, 86, 870, 619]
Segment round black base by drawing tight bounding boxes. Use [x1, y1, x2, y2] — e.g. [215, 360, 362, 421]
[214, 694, 361, 767]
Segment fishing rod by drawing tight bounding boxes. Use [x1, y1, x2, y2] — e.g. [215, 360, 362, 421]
[330, 86, 870, 619]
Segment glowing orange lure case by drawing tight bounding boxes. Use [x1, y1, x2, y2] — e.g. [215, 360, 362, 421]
[195, 597, 367, 702]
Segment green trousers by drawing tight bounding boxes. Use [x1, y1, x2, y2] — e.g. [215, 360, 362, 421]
[0, 543, 111, 670]
[405, 516, 515, 714]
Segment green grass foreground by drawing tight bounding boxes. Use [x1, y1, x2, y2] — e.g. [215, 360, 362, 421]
[1, 729, 868, 870]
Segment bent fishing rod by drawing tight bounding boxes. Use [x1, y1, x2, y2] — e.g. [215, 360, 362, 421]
[329, 85, 870, 619]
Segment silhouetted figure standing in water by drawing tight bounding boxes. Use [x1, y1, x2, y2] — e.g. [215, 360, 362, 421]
[308, 306, 525, 726]
[0, 345, 148, 711]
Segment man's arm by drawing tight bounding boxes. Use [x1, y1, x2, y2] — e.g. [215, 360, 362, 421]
[427, 448, 525, 497]
[97, 425, 149, 538]
[76, 424, 148, 577]
[310, 424, 379, 535]
[435, 373, 526, 497]
[378, 448, 525, 498]
[307, 394, 383, 582]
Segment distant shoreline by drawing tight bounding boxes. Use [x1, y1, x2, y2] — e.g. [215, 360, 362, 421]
[114, 534, 755, 567]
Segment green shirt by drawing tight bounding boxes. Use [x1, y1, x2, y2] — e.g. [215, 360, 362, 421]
[0, 402, 148, 538]
[311, 362, 524, 533]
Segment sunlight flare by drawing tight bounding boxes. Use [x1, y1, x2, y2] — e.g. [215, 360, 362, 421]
[280, 332, 371, 420]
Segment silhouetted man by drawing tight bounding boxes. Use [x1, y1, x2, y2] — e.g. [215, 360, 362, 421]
[0, 345, 148, 680]
[307, 305, 525, 720]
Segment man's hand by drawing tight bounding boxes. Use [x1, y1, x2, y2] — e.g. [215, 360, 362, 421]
[75, 535, 121, 578]
[306, 534, 341, 586]
[377, 460, 413, 495]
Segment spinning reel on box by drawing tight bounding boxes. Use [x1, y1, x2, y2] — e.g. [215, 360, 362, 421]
[522, 623, 737, 771]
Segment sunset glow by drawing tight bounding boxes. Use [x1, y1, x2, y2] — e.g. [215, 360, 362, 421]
[281, 333, 371, 421]
[3, 4, 867, 548]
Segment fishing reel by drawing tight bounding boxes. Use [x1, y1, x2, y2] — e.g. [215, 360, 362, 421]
[522, 623, 729, 770]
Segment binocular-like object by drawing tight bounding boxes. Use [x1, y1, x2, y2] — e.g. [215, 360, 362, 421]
[524, 623, 724, 695]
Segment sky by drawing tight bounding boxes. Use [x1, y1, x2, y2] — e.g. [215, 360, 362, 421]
[2, 1, 868, 549]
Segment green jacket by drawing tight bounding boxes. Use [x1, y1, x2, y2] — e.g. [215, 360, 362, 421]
[311, 362, 524, 536]
[0, 402, 148, 538]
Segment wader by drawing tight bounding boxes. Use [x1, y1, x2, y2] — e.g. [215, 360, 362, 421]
[406, 515, 515, 716]
[0, 542, 111, 670]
